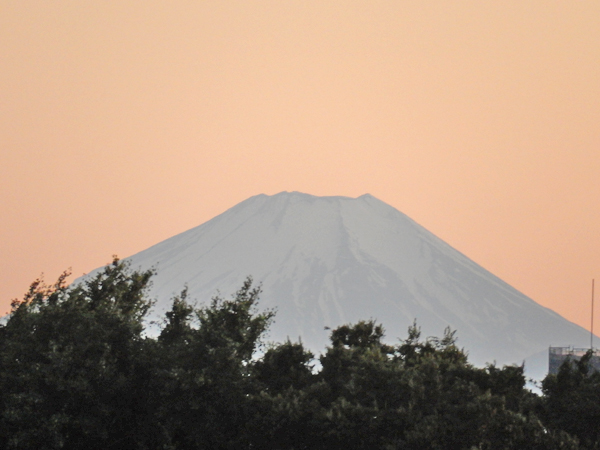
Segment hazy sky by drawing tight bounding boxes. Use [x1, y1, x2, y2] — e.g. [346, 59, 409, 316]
[2, 2, 599, 333]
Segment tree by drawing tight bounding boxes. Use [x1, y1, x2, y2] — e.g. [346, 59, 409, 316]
[253, 339, 315, 394]
[0, 258, 154, 450]
[311, 321, 578, 450]
[244, 340, 319, 449]
[150, 277, 275, 449]
[540, 351, 600, 449]
[0, 261, 586, 449]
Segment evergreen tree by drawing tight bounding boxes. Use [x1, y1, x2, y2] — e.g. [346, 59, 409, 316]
[0, 260, 588, 450]
[540, 351, 600, 449]
[151, 277, 274, 449]
[0, 259, 154, 450]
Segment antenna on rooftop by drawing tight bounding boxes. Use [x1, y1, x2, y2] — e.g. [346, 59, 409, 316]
[592, 279, 595, 349]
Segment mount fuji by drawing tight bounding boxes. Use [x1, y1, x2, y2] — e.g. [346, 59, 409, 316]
[80, 192, 593, 378]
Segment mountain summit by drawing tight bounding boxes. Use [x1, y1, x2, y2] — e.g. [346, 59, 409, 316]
[83, 192, 592, 377]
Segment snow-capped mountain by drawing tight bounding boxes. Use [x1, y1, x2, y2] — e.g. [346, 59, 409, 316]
[79, 192, 593, 378]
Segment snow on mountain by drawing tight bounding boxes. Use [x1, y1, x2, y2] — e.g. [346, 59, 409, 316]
[78, 192, 594, 378]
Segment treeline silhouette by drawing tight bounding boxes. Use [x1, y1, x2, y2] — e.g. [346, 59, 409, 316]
[1, 259, 599, 449]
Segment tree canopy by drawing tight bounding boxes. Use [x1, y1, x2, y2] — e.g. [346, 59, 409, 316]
[0, 260, 595, 449]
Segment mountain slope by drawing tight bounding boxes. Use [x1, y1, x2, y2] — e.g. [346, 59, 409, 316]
[80, 192, 593, 377]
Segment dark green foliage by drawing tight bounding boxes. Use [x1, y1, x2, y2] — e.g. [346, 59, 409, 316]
[303, 321, 577, 450]
[253, 340, 314, 393]
[539, 351, 600, 449]
[0, 263, 593, 449]
[245, 320, 579, 450]
[151, 277, 275, 449]
[0, 259, 154, 450]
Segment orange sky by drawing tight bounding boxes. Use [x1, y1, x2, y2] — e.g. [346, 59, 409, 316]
[1, 1, 599, 332]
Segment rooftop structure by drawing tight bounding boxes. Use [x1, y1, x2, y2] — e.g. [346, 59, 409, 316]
[548, 347, 600, 375]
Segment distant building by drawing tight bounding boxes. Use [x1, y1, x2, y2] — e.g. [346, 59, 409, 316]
[548, 347, 600, 375]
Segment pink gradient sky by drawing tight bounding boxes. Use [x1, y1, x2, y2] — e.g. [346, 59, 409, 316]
[2, 2, 599, 332]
